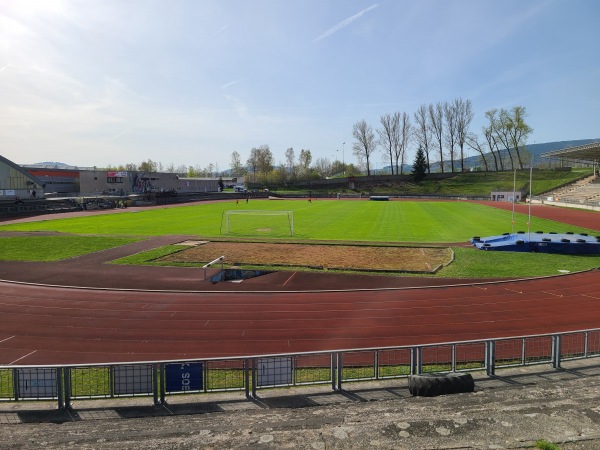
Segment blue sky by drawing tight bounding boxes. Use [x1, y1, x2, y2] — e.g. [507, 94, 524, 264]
[1, 0, 599, 171]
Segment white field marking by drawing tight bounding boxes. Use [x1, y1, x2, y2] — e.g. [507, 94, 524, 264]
[504, 288, 523, 294]
[581, 294, 600, 300]
[542, 291, 563, 297]
[10, 350, 37, 365]
[283, 272, 297, 286]
[0, 336, 15, 343]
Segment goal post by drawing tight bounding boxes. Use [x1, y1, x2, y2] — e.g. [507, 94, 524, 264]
[221, 210, 294, 237]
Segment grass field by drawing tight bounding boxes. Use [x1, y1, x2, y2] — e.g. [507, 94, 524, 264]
[1, 200, 598, 278]
[1, 200, 598, 241]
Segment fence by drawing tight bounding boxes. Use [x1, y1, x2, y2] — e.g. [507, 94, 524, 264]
[1, 328, 599, 409]
[531, 195, 600, 212]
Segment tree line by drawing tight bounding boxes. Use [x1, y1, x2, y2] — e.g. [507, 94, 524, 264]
[352, 99, 533, 177]
[105, 100, 533, 184]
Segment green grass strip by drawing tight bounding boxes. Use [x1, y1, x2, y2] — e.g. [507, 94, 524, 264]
[0, 235, 142, 261]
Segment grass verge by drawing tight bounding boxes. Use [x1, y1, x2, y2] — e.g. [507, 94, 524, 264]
[0, 235, 142, 261]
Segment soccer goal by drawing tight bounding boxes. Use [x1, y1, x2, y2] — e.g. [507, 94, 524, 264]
[221, 210, 294, 237]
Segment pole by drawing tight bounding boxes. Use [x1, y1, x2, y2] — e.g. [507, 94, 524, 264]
[511, 169, 516, 234]
[528, 164, 533, 241]
[342, 142, 345, 176]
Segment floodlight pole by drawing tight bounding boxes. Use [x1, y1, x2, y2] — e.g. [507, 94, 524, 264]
[528, 165, 533, 242]
[342, 142, 345, 176]
[511, 169, 516, 234]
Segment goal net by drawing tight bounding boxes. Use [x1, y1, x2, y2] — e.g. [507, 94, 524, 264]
[221, 210, 294, 237]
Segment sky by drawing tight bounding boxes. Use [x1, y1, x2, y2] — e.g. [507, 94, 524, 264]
[1, 0, 599, 171]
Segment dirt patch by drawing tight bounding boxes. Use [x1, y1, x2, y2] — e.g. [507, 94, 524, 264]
[162, 242, 453, 273]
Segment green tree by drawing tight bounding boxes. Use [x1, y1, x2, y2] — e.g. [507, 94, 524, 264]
[247, 145, 273, 183]
[412, 146, 428, 182]
[230, 151, 245, 176]
[298, 149, 312, 180]
[138, 159, 158, 172]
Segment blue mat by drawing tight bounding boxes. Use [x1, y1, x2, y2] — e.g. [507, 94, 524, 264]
[470, 232, 600, 255]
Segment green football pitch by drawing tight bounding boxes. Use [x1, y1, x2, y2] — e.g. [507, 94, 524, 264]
[0, 200, 597, 243]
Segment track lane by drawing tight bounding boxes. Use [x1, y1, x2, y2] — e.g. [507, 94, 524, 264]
[0, 270, 599, 365]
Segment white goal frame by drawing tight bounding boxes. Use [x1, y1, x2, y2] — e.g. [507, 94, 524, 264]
[221, 210, 294, 236]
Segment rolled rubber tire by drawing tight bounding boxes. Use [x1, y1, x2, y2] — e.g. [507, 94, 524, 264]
[408, 372, 474, 397]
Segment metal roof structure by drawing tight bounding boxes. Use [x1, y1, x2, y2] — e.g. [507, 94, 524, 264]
[541, 141, 600, 165]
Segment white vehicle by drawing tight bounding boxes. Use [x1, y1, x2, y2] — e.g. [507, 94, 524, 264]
[234, 185, 246, 193]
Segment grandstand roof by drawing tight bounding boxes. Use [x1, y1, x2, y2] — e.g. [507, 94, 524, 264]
[541, 141, 600, 164]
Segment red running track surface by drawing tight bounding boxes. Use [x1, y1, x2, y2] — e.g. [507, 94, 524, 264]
[1, 270, 599, 365]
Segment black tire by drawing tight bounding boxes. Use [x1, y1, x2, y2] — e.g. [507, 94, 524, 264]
[408, 372, 474, 397]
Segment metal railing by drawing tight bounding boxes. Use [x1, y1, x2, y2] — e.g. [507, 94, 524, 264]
[531, 195, 600, 211]
[1, 328, 598, 409]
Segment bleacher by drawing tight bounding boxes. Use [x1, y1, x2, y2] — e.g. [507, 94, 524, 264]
[548, 174, 600, 203]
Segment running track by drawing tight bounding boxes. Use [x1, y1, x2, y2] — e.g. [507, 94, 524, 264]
[0, 201, 598, 366]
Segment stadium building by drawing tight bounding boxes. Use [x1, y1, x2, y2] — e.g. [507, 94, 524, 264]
[0, 155, 45, 200]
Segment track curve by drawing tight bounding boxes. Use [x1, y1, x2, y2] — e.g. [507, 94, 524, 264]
[1, 270, 599, 365]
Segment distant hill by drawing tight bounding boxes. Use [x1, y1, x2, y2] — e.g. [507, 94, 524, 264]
[432, 138, 600, 172]
[379, 138, 600, 174]
[26, 162, 97, 171]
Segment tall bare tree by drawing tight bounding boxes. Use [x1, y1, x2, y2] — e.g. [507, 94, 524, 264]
[484, 109, 504, 171]
[455, 98, 474, 172]
[396, 112, 411, 174]
[413, 104, 432, 173]
[444, 101, 458, 172]
[378, 113, 400, 175]
[352, 119, 377, 176]
[465, 132, 490, 171]
[428, 103, 444, 172]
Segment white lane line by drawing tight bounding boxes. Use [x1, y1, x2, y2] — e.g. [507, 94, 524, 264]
[10, 350, 37, 365]
[0, 336, 15, 343]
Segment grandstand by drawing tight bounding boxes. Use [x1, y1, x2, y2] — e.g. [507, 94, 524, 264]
[547, 173, 600, 203]
[541, 141, 600, 205]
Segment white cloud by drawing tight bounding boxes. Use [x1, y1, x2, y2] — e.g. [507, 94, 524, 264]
[313, 3, 379, 43]
[221, 79, 243, 90]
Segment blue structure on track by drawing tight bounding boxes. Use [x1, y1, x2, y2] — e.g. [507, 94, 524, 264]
[471, 232, 600, 255]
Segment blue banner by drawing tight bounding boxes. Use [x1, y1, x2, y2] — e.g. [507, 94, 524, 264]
[165, 362, 203, 393]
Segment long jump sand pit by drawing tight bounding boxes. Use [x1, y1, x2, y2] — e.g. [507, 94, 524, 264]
[162, 241, 453, 273]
